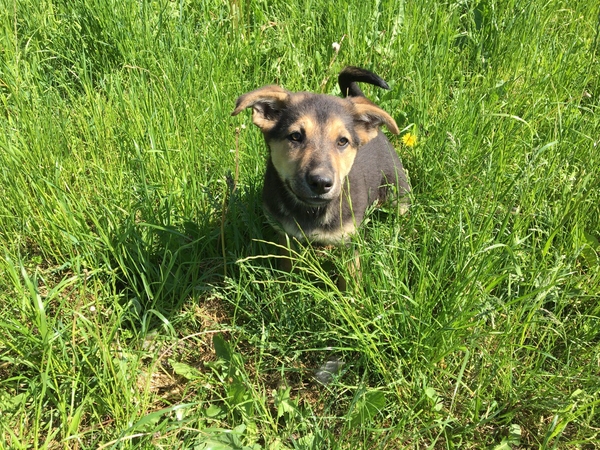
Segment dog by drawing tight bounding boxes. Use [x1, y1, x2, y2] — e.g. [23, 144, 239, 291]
[232, 66, 410, 286]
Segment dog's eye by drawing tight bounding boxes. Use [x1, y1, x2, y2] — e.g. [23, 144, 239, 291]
[288, 132, 302, 142]
[337, 137, 349, 148]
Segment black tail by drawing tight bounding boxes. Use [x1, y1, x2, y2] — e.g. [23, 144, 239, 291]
[338, 66, 390, 98]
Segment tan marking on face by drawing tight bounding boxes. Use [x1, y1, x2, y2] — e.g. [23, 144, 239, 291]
[300, 114, 316, 138]
[269, 115, 318, 183]
[324, 117, 358, 183]
[269, 139, 295, 182]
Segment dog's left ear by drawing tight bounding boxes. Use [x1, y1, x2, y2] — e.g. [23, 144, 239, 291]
[349, 97, 399, 144]
[231, 85, 289, 133]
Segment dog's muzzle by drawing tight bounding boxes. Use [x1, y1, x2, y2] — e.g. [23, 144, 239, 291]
[286, 172, 338, 206]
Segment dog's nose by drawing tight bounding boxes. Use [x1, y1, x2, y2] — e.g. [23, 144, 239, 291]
[306, 172, 334, 194]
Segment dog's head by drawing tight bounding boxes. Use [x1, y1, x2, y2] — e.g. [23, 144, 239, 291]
[232, 86, 398, 207]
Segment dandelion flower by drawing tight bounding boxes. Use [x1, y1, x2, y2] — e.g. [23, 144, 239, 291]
[402, 132, 417, 148]
[332, 42, 340, 52]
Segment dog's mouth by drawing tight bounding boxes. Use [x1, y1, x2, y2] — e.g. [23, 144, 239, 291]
[300, 197, 330, 207]
[285, 180, 332, 207]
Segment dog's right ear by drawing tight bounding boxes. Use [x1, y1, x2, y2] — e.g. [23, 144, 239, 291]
[231, 85, 289, 132]
[348, 96, 399, 144]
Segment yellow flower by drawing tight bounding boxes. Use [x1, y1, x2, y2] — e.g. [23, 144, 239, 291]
[401, 132, 417, 148]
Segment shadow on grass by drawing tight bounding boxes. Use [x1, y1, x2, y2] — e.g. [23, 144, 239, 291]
[105, 177, 278, 332]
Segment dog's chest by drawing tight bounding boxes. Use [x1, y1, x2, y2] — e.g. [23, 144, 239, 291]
[263, 202, 357, 245]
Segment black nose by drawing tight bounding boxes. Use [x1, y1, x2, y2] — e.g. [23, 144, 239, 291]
[306, 172, 334, 194]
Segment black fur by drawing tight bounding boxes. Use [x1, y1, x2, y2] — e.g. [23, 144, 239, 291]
[338, 66, 390, 98]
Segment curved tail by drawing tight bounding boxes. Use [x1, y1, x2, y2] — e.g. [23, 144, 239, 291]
[338, 66, 390, 98]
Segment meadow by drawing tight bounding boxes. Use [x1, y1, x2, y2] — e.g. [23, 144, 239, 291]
[1, 0, 599, 448]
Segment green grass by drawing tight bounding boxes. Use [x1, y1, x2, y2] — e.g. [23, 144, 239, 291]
[1, 0, 599, 448]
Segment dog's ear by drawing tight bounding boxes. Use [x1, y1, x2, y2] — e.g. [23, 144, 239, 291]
[349, 97, 399, 144]
[231, 85, 289, 132]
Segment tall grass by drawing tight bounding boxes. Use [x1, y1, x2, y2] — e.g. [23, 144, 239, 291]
[1, 0, 599, 448]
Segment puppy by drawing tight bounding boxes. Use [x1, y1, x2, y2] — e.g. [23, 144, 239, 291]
[232, 67, 410, 284]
